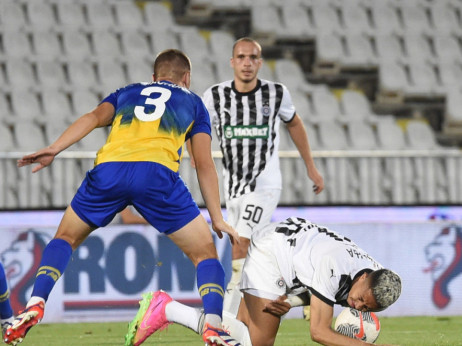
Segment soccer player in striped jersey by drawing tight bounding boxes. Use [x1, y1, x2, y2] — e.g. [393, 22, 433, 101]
[8, 49, 239, 346]
[201, 37, 324, 314]
[140, 217, 401, 346]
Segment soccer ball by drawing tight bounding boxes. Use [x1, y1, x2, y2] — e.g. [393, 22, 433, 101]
[334, 308, 381, 343]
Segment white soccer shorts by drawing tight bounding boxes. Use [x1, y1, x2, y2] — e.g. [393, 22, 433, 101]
[226, 189, 280, 239]
[240, 224, 286, 300]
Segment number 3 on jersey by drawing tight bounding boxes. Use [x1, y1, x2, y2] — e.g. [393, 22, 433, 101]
[134, 86, 172, 122]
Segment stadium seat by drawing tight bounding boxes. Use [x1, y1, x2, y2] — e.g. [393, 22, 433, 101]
[209, 30, 235, 61]
[0, 2, 27, 32]
[373, 34, 405, 64]
[3, 59, 36, 91]
[178, 29, 212, 66]
[375, 121, 416, 204]
[437, 62, 462, 93]
[432, 34, 462, 64]
[70, 90, 101, 118]
[278, 4, 315, 40]
[55, 2, 86, 31]
[9, 91, 42, 124]
[150, 31, 180, 55]
[316, 121, 351, 203]
[429, 2, 462, 36]
[1, 31, 33, 59]
[399, 4, 432, 34]
[404, 62, 442, 98]
[61, 31, 93, 62]
[338, 90, 390, 124]
[95, 60, 127, 94]
[0, 93, 10, 121]
[90, 31, 121, 59]
[84, 2, 117, 31]
[30, 31, 63, 62]
[341, 33, 376, 69]
[313, 33, 343, 75]
[346, 121, 382, 203]
[309, 89, 342, 124]
[24, 1, 57, 32]
[215, 60, 233, 82]
[250, 4, 282, 43]
[143, 1, 178, 33]
[310, 3, 343, 35]
[402, 33, 435, 65]
[369, 2, 403, 35]
[66, 60, 99, 91]
[112, 1, 145, 32]
[291, 91, 312, 120]
[35, 60, 68, 90]
[189, 63, 216, 95]
[274, 59, 325, 94]
[40, 90, 74, 127]
[377, 62, 408, 103]
[405, 121, 449, 203]
[444, 90, 462, 134]
[119, 31, 152, 62]
[340, 4, 373, 35]
[126, 60, 154, 84]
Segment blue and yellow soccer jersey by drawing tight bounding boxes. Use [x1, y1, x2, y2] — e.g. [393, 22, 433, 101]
[95, 81, 211, 172]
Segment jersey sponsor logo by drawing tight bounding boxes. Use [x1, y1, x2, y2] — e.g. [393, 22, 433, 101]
[224, 125, 269, 139]
[424, 224, 462, 309]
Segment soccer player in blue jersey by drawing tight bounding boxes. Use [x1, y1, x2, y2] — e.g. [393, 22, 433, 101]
[7, 49, 240, 346]
[0, 262, 14, 340]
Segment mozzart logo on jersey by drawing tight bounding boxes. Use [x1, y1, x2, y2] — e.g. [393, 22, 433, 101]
[224, 125, 269, 139]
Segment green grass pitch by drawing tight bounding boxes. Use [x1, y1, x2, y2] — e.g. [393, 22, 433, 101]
[20, 316, 462, 345]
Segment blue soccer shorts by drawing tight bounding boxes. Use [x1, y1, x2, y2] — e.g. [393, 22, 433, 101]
[71, 161, 200, 234]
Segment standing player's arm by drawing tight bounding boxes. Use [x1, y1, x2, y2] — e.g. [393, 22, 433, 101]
[185, 139, 196, 168]
[310, 295, 372, 346]
[17, 102, 115, 173]
[285, 113, 324, 194]
[190, 132, 239, 244]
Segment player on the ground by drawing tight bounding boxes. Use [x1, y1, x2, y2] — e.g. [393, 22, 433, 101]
[0, 262, 14, 341]
[5, 49, 239, 346]
[201, 37, 324, 314]
[131, 217, 402, 345]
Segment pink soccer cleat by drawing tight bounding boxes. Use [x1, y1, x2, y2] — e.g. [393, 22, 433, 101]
[125, 290, 173, 346]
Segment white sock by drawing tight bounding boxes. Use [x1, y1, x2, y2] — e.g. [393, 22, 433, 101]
[224, 258, 245, 316]
[165, 301, 203, 333]
[222, 310, 252, 346]
[27, 296, 45, 308]
[1, 316, 14, 325]
[204, 313, 221, 329]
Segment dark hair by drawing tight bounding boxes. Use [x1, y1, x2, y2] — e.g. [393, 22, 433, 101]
[369, 269, 402, 311]
[153, 49, 191, 82]
[232, 37, 262, 57]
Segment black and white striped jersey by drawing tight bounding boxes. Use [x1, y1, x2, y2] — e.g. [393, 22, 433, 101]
[270, 217, 383, 306]
[202, 79, 296, 200]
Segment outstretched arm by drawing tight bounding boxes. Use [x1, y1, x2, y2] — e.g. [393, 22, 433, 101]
[286, 113, 324, 194]
[17, 102, 115, 173]
[190, 132, 239, 244]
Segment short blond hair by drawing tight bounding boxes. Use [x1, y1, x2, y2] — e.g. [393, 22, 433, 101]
[153, 49, 191, 82]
